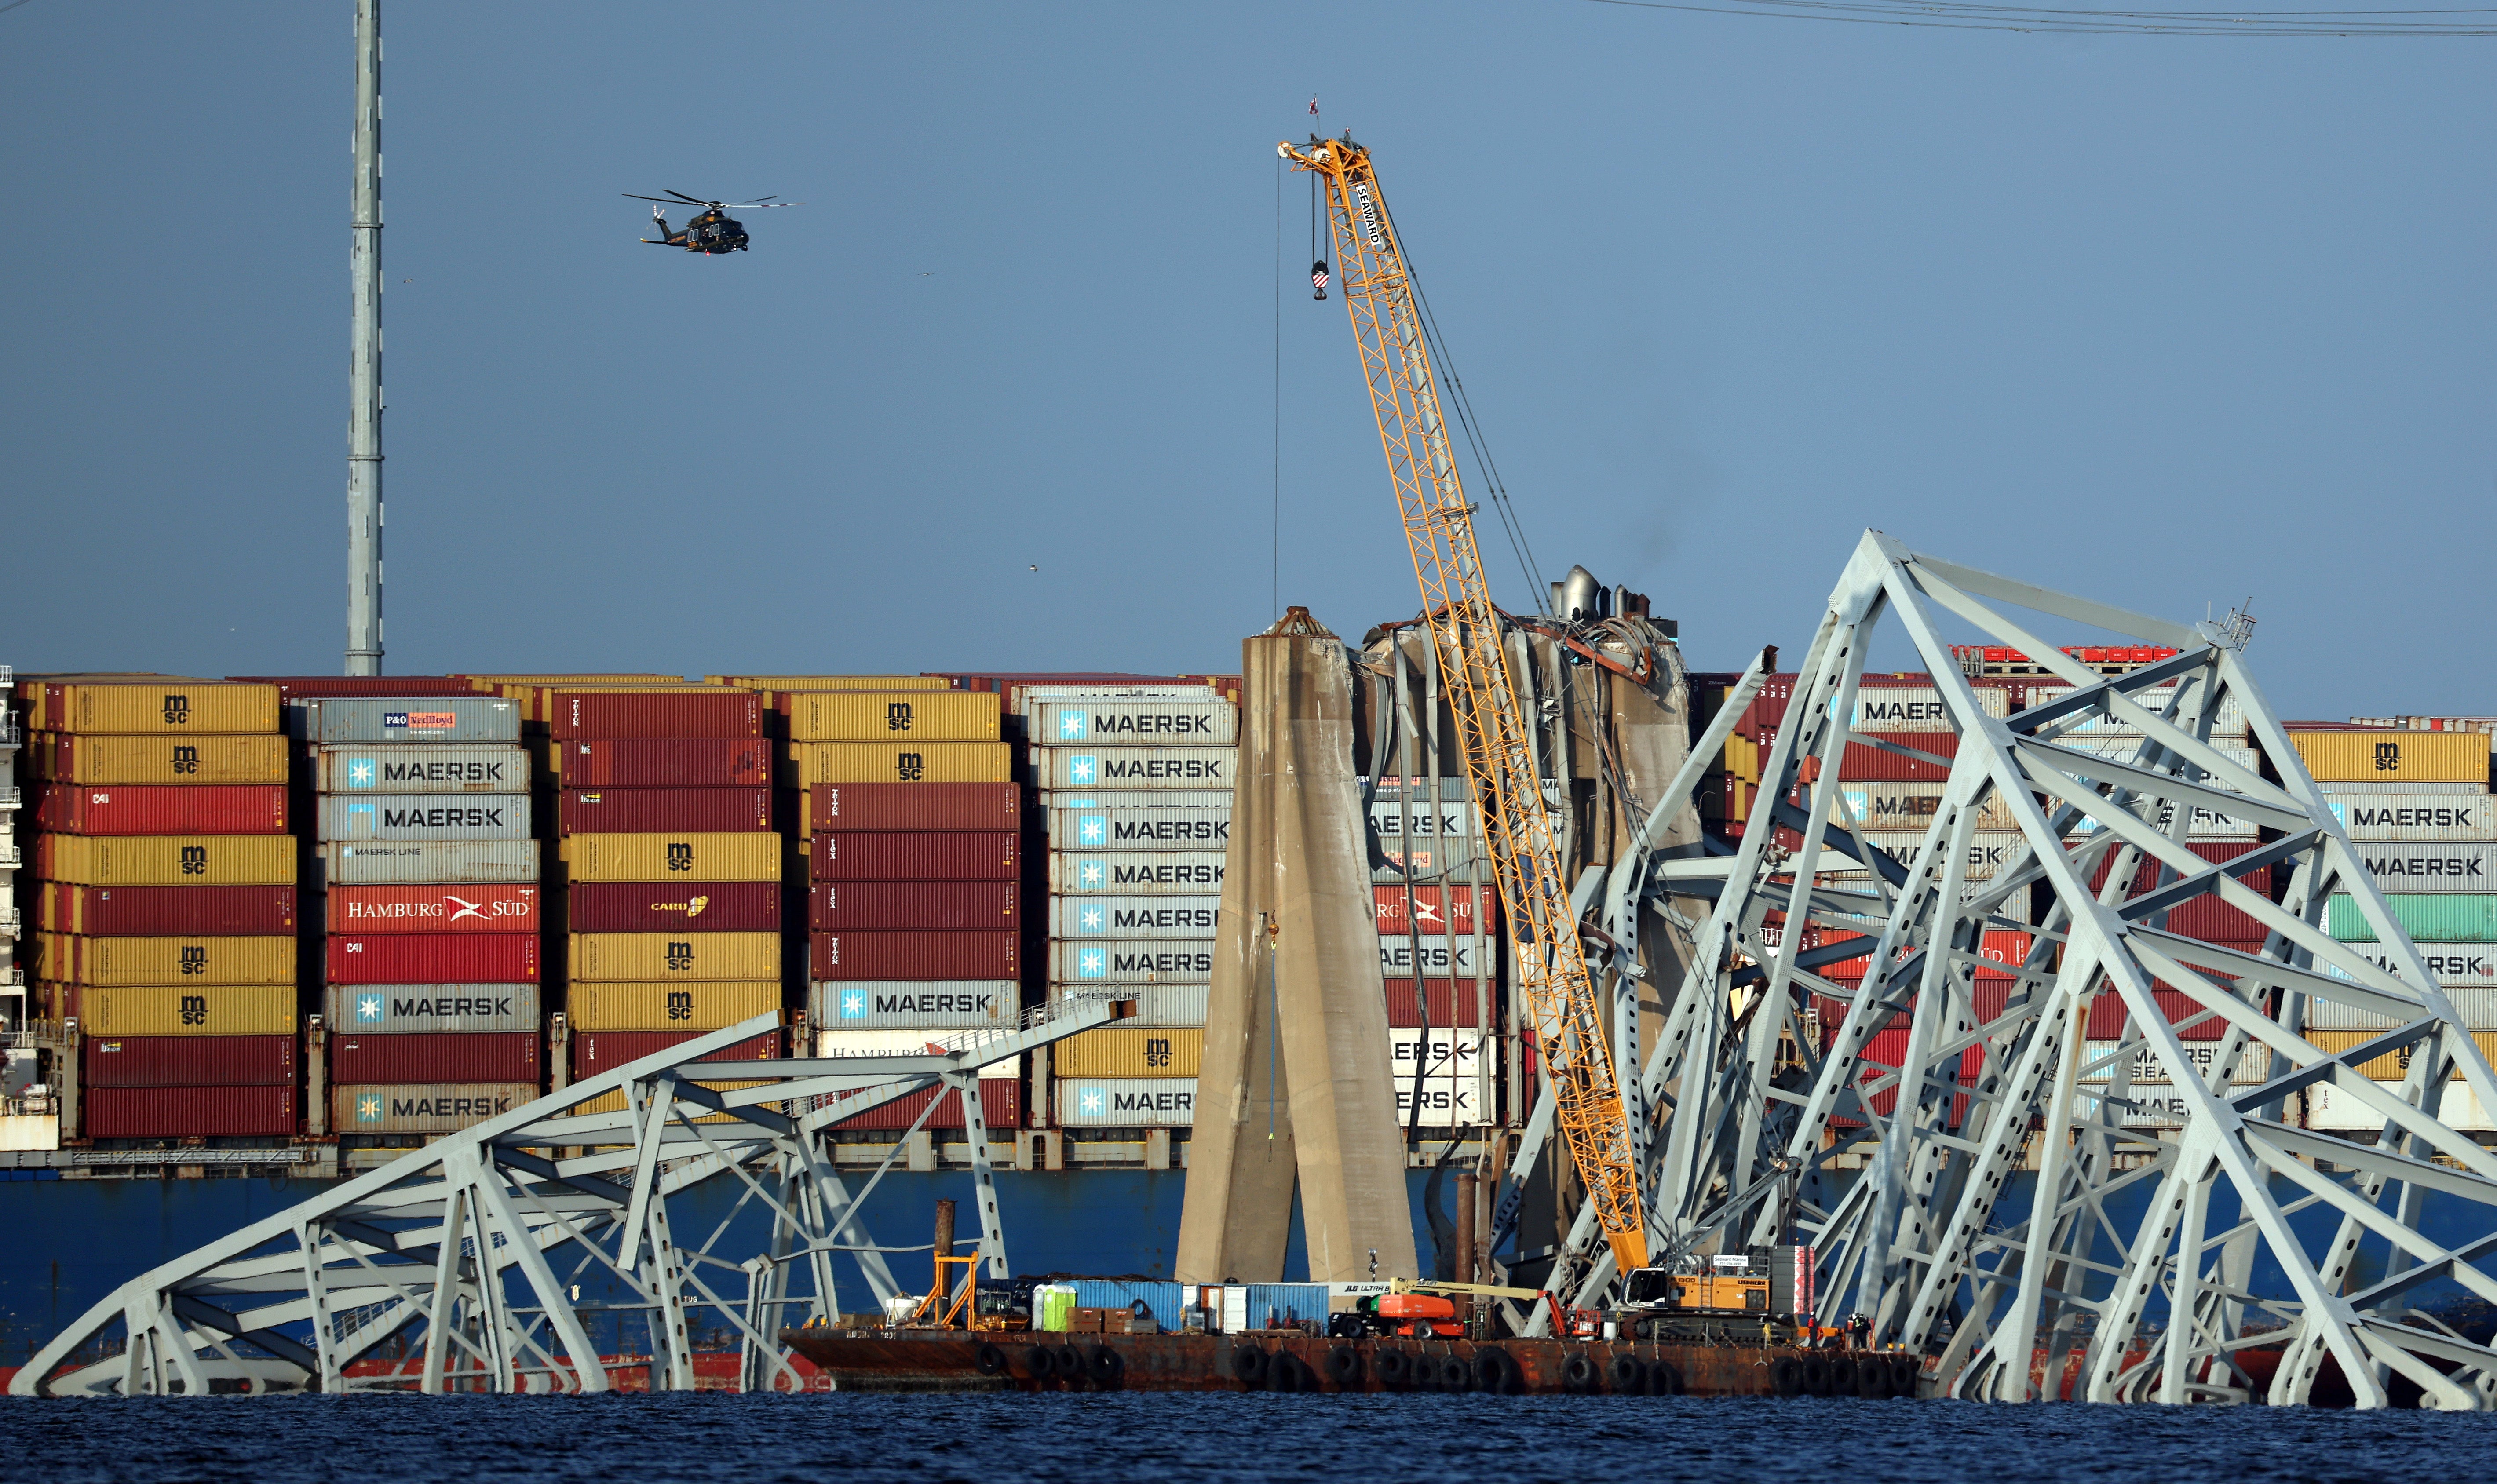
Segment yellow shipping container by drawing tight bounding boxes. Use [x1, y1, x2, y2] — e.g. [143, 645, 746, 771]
[708, 675, 946, 690]
[36, 933, 295, 986]
[1054, 1027, 1204, 1078]
[2306, 1028, 2497, 1081]
[2291, 730, 2489, 784]
[567, 981, 782, 1032]
[36, 733, 290, 784]
[76, 985, 298, 1036]
[786, 690, 1000, 744]
[569, 931, 782, 981]
[565, 1080, 775, 1123]
[35, 682, 278, 735]
[561, 833, 781, 882]
[1722, 734, 1762, 783]
[37, 834, 296, 886]
[785, 741, 1012, 786]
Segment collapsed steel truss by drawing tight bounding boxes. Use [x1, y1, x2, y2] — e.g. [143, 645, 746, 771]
[11, 1002, 1119, 1397]
[1505, 530, 2497, 1406]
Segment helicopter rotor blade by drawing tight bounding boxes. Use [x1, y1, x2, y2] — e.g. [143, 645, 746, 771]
[623, 194, 690, 203]
[721, 200, 797, 209]
[663, 190, 714, 204]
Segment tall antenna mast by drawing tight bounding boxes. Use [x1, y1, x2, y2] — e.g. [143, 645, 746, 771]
[346, 0, 384, 675]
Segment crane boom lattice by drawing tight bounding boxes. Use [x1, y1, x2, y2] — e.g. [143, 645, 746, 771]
[1281, 134, 1649, 1276]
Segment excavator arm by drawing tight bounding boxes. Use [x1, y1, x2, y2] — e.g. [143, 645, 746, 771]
[1280, 132, 1649, 1276]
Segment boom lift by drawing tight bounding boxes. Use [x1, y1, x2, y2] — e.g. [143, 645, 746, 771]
[1279, 131, 1649, 1280]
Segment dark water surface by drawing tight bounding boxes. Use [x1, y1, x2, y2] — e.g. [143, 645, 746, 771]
[4, 1393, 2494, 1484]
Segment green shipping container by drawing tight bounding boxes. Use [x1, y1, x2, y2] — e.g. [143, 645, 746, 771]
[2327, 893, 2497, 943]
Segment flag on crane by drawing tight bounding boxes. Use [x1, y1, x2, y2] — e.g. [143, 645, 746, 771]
[1308, 97, 1320, 117]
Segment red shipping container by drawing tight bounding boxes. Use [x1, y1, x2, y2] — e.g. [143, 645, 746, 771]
[83, 1085, 296, 1138]
[1384, 978, 1493, 1028]
[37, 883, 296, 936]
[556, 737, 771, 787]
[1816, 930, 2031, 982]
[83, 1034, 297, 1087]
[825, 1079, 1023, 1131]
[326, 934, 540, 985]
[809, 881, 1020, 931]
[550, 691, 762, 740]
[811, 831, 1019, 881]
[33, 784, 288, 835]
[329, 1032, 540, 1084]
[2090, 843, 2274, 944]
[1373, 885, 1500, 938]
[326, 884, 542, 934]
[565, 881, 783, 933]
[557, 787, 772, 835]
[570, 1029, 783, 1075]
[809, 783, 1023, 832]
[811, 931, 1019, 981]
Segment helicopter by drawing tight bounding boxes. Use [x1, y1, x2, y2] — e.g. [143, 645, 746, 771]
[625, 190, 797, 254]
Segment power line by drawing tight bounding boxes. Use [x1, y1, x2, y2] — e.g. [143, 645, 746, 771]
[1582, 0, 2497, 34]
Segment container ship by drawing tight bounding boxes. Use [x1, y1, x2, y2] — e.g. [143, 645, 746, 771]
[5, 626, 2496, 1396]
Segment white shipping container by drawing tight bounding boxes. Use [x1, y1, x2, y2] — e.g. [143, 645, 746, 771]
[811, 1028, 1018, 1078]
[318, 794, 532, 842]
[1048, 983, 1210, 1026]
[2306, 983, 2497, 1030]
[1368, 799, 1478, 839]
[1033, 747, 1236, 793]
[2068, 798, 2257, 840]
[1052, 940, 1216, 984]
[1379, 934, 1494, 978]
[1395, 1069, 1498, 1126]
[1390, 1027, 1490, 1077]
[1050, 895, 1220, 939]
[324, 982, 541, 1034]
[310, 839, 542, 888]
[1048, 806, 1232, 851]
[2022, 682, 2246, 739]
[2324, 794, 2497, 842]
[1847, 683, 2008, 733]
[2307, 1078, 2497, 1133]
[1056, 1076, 1197, 1126]
[2354, 842, 2497, 893]
[1050, 851, 1226, 894]
[1829, 782, 2017, 833]
[2322, 944, 2497, 992]
[1040, 791, 1235, 812]
[316, 744, 529, 795]
[1808, 831, 2029, 882]
[1018, 685, 1219, 714]
[2076, 1040, 2235, 1087]
[1031, 700, 1238, 747]
[808, 981, 1017, 1029]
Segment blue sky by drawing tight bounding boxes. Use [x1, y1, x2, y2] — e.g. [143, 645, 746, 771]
[2, 3, 2489, 715]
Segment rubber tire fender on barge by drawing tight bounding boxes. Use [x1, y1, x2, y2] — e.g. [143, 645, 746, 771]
[1856, 1357, 1892, 1400]
[1438, 1354, 1473, 1391]
[1373, 1347, 1413, 1387]
[1771, 1358, 1804, 1397]
[1609, 1355, 1645, 1394]
[1230, 1344, 1270, 1388]
[975, 1343, 1007, 1377]
[1022, 1344, 1057, 1382]
[1270, 1352, 1309, 1392]
[1327, 1345, 1363, 1387]
[1474, 1346, 1522, 1395]
[1826, 1355, 1857, 1394]
[1800, 1355, 1830, 1396]
[1088, 1344, 1125, 1387]
[1648, 1360, 1685, 1396]
[1055, 1345, 1087, 1386]
[1890, 1356, 1920, 1397]
[1561, 1353, 1598, 1394]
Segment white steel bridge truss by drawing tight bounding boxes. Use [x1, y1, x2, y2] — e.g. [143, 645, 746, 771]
[12, 1001, 1121, 1397]
[1501, 530, 2497, 1406]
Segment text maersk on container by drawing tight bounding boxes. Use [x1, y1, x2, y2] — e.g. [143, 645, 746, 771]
[839, 988, 1003, 1019]
[338, 755, 517, 787]
[1059, 754, 1227, 785]
[359, 991, 526, 1021]
[1073, 948, 1216, 979]
[354, 1091, 517, 1123]
[1059, 813, 1229, 846]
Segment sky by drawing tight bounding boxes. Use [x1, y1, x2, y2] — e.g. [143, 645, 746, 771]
[1, 2, 2490, 717]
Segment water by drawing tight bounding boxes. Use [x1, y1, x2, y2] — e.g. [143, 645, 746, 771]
[6, 1392, 2496, 1483]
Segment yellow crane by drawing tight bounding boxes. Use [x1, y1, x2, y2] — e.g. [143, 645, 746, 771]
[1278, 131, 1650, 1278]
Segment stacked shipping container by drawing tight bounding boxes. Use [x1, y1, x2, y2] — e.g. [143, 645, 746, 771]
[306, 693, 542, 1137]
[2301, 726, 2497, 1126]
[1035, 686, 1236, 1131]
[796, 681, 1022, 1132]
[1372, 777, 1501, 1127]
[547, 687, 784, 1102]
[23, 679, 299, 1137]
